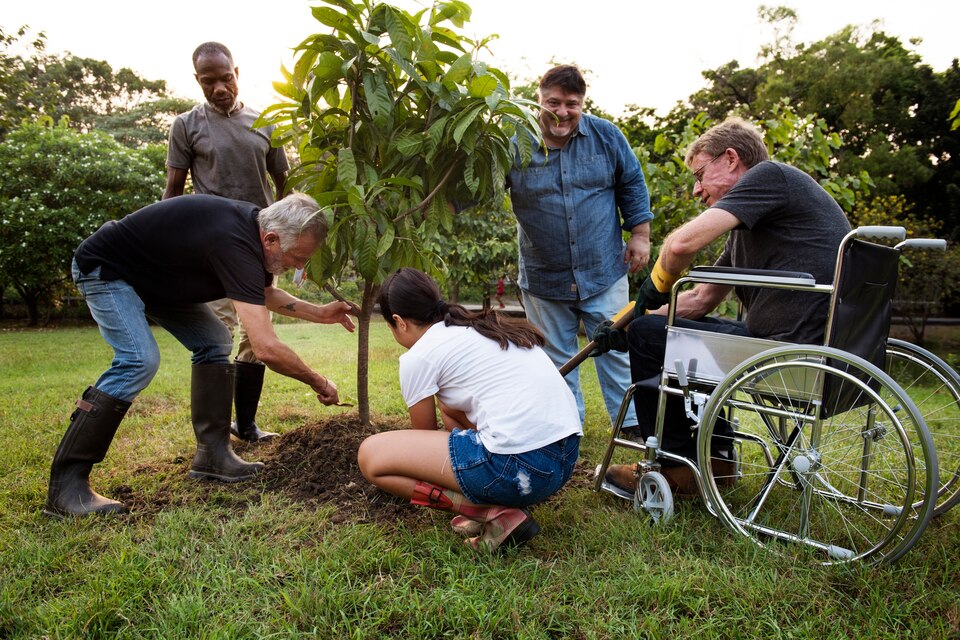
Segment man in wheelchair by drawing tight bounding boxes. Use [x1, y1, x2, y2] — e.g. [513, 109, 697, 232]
[592, 117, 852, 496]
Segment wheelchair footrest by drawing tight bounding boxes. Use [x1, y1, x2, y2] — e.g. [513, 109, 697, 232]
[594, 464, 634, 501]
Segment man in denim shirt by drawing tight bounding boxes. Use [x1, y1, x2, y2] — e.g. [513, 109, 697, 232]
[507, 65, 653, 430]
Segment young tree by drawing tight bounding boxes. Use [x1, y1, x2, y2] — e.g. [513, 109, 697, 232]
[259, 0, 541, 423]
[0, 118, 164, 325]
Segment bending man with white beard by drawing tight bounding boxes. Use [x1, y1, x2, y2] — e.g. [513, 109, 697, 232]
[43, 193, 355, 518]
[505, 64, 654, 434]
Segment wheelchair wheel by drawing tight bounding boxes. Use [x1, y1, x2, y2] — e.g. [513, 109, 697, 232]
[886, 338, 960, 516]
[697, 345, 937, 565]
[633, 471, 674, 524]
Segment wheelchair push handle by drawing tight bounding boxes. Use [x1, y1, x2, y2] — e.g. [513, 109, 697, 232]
[855, 226, 906, 241]
[897, 238, 947, 251]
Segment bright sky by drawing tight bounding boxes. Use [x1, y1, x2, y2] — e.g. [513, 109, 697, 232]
[4, 0, 957, 117]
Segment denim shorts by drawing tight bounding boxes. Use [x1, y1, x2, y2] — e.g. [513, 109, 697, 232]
[448, 429, 581, 508]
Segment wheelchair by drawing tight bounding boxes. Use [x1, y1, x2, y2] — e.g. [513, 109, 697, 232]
[594, 226, 946, 565]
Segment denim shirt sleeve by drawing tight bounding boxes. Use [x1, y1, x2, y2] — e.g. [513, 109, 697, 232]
[610, 124, 654, 231]
[508, 115, 654, 300]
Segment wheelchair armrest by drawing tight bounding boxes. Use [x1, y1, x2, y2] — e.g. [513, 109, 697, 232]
[687, 266, 818, 287]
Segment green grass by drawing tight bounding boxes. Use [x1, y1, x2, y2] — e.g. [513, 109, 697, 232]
[1, 321, 959, 639]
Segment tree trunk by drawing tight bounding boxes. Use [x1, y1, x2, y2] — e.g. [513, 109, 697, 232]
[13, 283, 40, 326]
[356, 280, 380, 426]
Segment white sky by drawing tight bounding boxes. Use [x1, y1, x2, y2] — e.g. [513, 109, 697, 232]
[4, 0, 958, 117]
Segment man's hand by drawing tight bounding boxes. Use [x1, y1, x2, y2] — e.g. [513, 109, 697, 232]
[635, 275, 672, 316]
[315, 377, 340, 405]
[589, 320, 629, 356]
[625, 232, 651, 273]
[322, 301, 357, 332]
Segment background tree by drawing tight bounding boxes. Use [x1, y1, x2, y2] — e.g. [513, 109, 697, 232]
[426, 197, 517, 304]
[260, 0, 541, 423]
[0, 118, 164, 325]
[0, 25, 192, 147]
[849, 194, 960, 345]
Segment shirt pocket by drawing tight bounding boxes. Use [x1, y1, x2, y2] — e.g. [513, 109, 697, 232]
[512, 163, 557, 207]
[577, 154, 613, 191]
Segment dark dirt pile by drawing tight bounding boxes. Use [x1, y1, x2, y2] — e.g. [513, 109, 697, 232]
[117, 414, 590, 526]
[253, 414, 432, 525]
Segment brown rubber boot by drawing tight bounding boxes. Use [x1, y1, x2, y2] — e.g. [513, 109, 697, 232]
[188, 364, 264, 482]
[44, 386, 131, 518]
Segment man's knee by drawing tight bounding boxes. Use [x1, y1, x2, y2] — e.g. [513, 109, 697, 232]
[191, 320, 234, 365]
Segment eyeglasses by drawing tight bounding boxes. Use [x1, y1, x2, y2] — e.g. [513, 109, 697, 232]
[692, 154, 723, 184]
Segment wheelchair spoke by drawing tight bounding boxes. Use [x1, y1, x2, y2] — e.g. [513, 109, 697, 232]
[886, 340, 960, 516]
[698, 346, 937, 565]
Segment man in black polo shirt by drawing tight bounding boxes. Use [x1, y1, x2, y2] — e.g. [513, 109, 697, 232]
[44, 192, 355, 518]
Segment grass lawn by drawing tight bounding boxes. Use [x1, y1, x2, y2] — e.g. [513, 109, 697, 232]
[1, 320, 958, 639]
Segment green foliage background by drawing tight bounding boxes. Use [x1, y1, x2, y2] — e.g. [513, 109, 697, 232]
[0, 118, 164, 324]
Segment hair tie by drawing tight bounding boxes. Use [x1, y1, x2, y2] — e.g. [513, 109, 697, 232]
[436, 299, 448, 315]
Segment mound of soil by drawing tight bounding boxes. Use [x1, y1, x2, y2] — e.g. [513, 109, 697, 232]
[254, 414, 432, 526]
[115, 414, 589, 527]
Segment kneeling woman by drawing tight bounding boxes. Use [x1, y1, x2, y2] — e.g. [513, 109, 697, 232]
[358, 268, 581, 552]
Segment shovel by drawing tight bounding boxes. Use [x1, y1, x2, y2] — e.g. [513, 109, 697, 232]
[558, 301, 635, 377]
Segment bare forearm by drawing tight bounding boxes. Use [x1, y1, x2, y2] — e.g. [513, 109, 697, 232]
[671, 284, 731, 319]
[265, 287, 355, 330]
[256, 341, 327, 391]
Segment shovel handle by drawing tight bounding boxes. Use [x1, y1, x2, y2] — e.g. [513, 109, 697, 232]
[558, 301, 635, 377]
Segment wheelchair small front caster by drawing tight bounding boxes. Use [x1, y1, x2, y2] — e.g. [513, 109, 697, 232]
[634, 471, 674, 523]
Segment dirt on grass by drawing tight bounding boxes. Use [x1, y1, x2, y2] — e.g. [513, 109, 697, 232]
[114, 414, 589, 527]
[253, 414, 429, 525]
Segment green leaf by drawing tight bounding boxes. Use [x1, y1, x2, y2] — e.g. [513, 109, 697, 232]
[272, 79, 298, 100]
[394, 132, 424, 157]
[468, 75, 498, 98]
[320, 0, 362, 19]
[293, 49, 319, 88]
[363, 73, 392, 125]
[337, 148, 357, 189]
[323, 86, 340, 109]
[463, 154, 479, 195]
[311, 6, 353, 32]
[376, 224, 395, 257]
[442, 53, 472, 88]
[384, 7, 413, 57]
[452, 103, 485, 144]
[314, 52, 345, 82]
[357, 226, 380, 280]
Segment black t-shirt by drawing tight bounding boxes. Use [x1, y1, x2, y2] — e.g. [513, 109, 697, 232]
[74, 195, 271, 305]
[712, 161, 851, 343]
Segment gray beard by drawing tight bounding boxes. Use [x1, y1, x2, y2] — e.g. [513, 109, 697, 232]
[207, 99, 241, 116]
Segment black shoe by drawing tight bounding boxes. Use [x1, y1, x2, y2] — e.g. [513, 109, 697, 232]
[230, 422, 279, 443]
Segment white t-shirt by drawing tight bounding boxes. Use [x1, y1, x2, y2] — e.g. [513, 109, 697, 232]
[399, 322, 582, 454]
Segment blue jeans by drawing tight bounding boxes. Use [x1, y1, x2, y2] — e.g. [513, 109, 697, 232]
[72, 259, 233, 402]
[448, 429, 580, 508]
[521, 276, 638, 427]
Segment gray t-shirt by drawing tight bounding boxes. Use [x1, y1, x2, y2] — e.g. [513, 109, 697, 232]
[166, 103, 289, 208]
[713, 161, 851, 343]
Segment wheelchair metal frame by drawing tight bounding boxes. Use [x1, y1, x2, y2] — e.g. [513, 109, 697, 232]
[594, 226, 945, 565]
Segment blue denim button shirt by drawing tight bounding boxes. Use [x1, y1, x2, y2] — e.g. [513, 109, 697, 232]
[507, 114, 653, 300]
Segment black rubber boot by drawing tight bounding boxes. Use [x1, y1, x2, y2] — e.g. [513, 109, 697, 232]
[188, 364, 264, 482]
[230, 361, 278, 442]
[44, 386, 131, 518]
